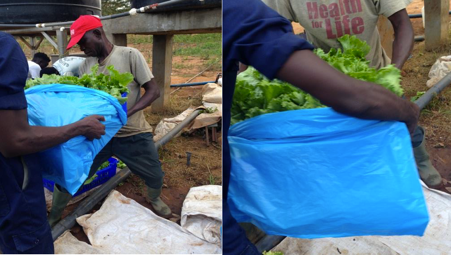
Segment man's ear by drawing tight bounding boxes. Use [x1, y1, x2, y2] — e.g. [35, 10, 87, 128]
[93, 29, 102, 39]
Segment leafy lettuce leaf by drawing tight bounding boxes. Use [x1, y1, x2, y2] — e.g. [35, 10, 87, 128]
[314, 35, 403, 96]
[232, 35, 403, 124]
[231, 67, 323, 125]
[25, 64, 132, 101]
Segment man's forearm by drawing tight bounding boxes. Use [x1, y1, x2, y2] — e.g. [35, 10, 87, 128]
[389, 9, 414, 70]
[0, 109, 104, 158]
[10, 123, 84, 157]
[276, 50, 418, 129]
[1, 121, 85, 158]
[127, 81, 160, 117]
[127, 93, 159, 117]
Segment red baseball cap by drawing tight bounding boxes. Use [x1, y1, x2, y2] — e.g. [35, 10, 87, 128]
[66, 15, 103, 50]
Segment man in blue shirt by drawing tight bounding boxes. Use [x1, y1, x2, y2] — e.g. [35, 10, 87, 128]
[223, 0, 420, 254]
[0, 32, 106, 254]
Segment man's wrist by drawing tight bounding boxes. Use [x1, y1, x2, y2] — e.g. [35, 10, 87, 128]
[70, 120, 86, 137]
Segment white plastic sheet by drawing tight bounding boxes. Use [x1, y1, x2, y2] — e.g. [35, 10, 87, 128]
[271, 184, 451, 254]
[426, 55, 451, 87]
[188, 83, 222, 130]
[181, 185, 222, 245]
[76, 190, 221, 254]
[153, 107, 196, 141]
[54, 231, 105, 254]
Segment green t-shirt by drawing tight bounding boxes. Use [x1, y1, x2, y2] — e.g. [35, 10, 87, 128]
[262, 0, 411, 68]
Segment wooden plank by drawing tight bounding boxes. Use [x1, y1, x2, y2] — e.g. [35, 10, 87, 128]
[151, 34, 173, 111]
[102, 8, 221, 35]
[19, 36, 33, 49]
[424, 0, 449, 50]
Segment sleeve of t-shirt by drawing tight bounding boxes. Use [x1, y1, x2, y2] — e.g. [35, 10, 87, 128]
[376, 0, 411, 17]
[78, 60, 88, 75]
[129, 48, 154, 86]
[223, 0, 314, 80]
[0, 32, 28, 110]
[262, 0, 298, 22]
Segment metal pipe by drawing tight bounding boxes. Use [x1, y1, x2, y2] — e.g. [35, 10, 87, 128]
[414, 71, 451, 110]
[51, 109, 202, 240]
[414, 35, 425, 42]
[409, 13, 422, 19]
[170, 81, 215, 87]
[155, 109, 202, 149]
[409, 11, 451, 19]
[0, 23, 39, 27]
[139, 0, 193, 12]
[51, 168, 132, 240]
[99, 12, 131, 20]
[255, 235, 286, 253]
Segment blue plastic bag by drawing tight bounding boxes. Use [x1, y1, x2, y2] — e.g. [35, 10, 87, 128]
[24, 84, 127, 195]
[228, 108, 429, 238]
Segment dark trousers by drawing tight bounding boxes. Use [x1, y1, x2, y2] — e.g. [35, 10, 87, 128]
[412, 126, 424, 148]
[89, 133, 164, 189]
[223, 71, 260, 255]
[58, 132, 164, 193]
[0, 224, 54, 254]
[0, 156, 54, 254]
[223, 202, 261, 255]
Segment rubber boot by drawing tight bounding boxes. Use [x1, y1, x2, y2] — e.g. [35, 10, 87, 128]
[48, 185, 73, 227]
[413, 132, 443, 188]
[146, 186, 172, 218]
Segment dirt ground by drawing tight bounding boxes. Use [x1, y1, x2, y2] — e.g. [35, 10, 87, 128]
[291, 0, 451, 192]
[402, 0, 451, 192]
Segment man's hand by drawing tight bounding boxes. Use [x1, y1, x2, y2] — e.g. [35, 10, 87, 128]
[403, 101, 420, 137]
[76, 115, 106, 141]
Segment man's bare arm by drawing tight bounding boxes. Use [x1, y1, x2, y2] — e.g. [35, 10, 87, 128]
[389, 9, 414, 70]
[276, 50, 419, 134]
[0, 109, 106, 158]
[127, 79, 160, 118]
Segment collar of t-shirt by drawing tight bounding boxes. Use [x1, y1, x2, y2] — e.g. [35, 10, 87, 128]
[99, 45, 117, 66]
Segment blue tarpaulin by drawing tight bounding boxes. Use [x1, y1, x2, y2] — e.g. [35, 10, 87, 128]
[228, 107, 429, 238]
[24, 84, 127, 195]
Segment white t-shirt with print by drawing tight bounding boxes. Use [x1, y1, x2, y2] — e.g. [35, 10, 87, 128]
[262, 0, 411, 68]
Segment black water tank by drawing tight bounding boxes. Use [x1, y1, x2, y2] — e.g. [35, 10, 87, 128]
[130, 0, 220, 13]
[0, 0, 101, 24]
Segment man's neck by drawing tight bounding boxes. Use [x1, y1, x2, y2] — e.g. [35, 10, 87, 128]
[98, 41, 114, 64]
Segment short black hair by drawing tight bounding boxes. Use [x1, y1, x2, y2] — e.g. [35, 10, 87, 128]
[40, 67, 60, 77]
[32, 52, 50, 62]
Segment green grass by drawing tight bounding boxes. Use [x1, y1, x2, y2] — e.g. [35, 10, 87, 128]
[173, 40, 221, 59]
[173, 62, 194, 70]
[129, 33, 222, 60]
[128, 34, 153, 44]
[173, 33, 221, 44]
[18, 33, 221, 71]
